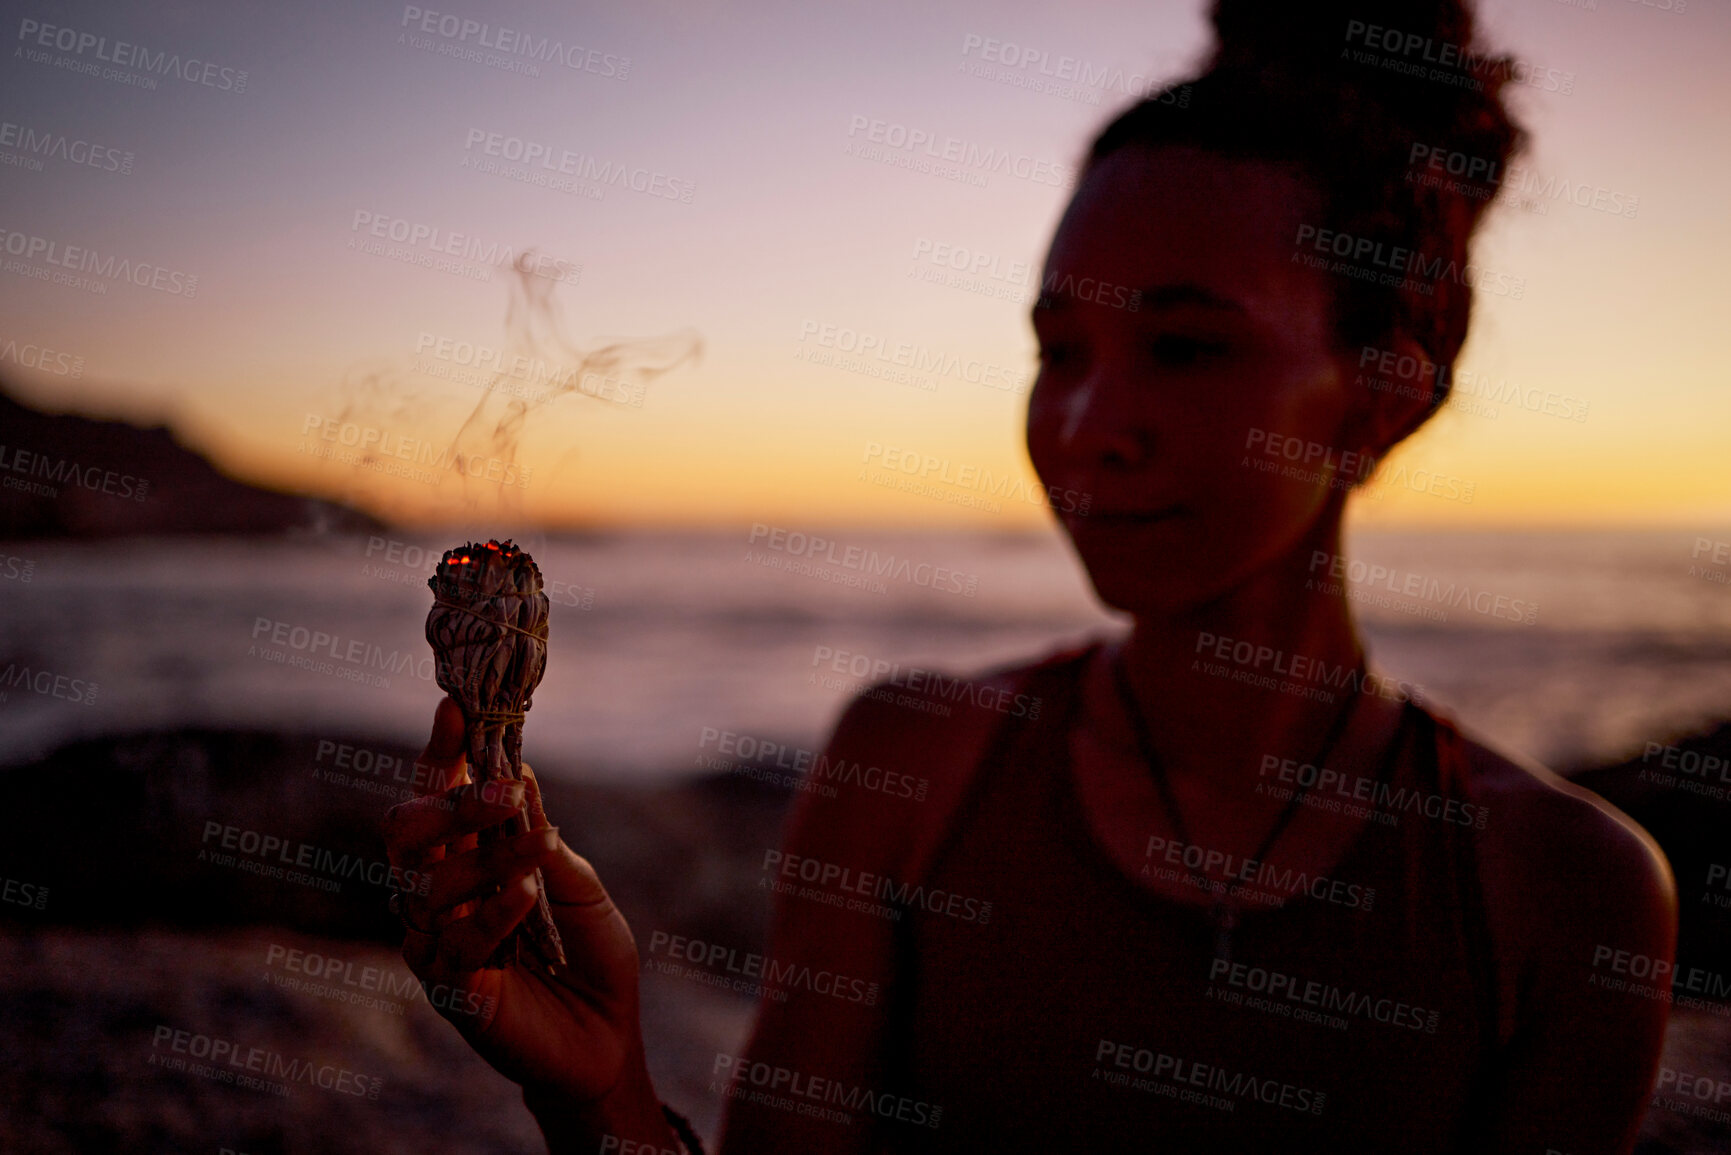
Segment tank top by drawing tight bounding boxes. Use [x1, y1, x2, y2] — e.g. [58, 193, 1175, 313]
[878, 640, 1503, 1153]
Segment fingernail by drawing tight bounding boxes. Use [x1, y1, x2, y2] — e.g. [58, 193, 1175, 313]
[511, 826, 559, 857]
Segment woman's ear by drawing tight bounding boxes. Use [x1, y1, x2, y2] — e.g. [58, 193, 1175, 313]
[1340, 331, 1444, 462]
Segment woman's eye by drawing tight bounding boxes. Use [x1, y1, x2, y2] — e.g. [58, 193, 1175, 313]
[1037, 342, 1079, 367]
[1148, 335, 1228, 366]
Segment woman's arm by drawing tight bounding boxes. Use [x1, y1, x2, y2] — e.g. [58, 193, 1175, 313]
[716, 672, 1020, 1153]
[1466, 740, 1678, 1155]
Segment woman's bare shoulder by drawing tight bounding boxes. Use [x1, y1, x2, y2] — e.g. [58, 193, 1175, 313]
[826, 640, 1088, 759]
[1454, 723, 1676, 964]
[780, 641, 1092, 863]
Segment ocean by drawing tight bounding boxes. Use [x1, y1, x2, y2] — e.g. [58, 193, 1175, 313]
[2, 527, 1728, 781]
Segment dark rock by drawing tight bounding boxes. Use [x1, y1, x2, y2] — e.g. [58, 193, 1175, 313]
[0, 727, 788, 953]
[0, 386, 382, 538]
[1570, 722, 1731, 990]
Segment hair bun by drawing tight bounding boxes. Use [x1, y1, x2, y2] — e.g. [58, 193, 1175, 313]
[1211, 0, 1475, 70]
[1207, 0, 1517, 149]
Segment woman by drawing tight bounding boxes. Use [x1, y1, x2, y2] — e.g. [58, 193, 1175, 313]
[382, 1, 1676, 1150]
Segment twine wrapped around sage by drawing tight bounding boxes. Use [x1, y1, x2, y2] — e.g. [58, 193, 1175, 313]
[426, 539, 567, 970]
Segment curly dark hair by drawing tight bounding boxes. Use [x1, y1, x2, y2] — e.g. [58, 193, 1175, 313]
[1085, 0, 1527, 416]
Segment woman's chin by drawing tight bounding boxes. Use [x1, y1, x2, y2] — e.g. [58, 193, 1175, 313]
[1079, 563, 1208, 620]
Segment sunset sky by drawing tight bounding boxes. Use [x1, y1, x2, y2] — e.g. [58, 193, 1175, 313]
[2, 0, 1726, 529]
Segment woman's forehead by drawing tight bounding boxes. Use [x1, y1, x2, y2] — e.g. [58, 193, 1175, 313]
[1042, 144, 1323, 310]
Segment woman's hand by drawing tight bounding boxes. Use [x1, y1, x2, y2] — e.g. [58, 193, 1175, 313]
[382, 697, 672, 1142]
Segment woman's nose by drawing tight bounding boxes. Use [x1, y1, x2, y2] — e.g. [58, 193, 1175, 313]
[1057, 362, 1155, 468]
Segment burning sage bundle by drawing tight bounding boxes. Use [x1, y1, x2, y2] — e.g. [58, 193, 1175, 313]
[426, 539, 567, 970]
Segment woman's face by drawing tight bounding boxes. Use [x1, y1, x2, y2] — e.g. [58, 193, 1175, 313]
[1027, 144, 1385, 617]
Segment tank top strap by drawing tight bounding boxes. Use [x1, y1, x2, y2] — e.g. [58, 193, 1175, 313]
[896, 639, 1100, 893]
[1409, 700, 1510, 1069]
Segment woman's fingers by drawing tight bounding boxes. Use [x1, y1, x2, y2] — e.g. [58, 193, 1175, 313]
[418, 696, 472, 795]
[385, 696, 503, 871]
[431, 873, 543, 977]
[540, 839, 620, 925]
[394, 730, 630, 995]
[385, 780, 526, 868]
[510, 765, 622, 925]
[521, 762, 553, 831]
[415, 826, 562, 921]
[512, 767, 610, 911]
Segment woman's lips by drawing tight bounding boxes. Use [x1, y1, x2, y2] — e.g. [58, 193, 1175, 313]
[1063, 505, 1185, 535]
[1071, 506, 1182, 524]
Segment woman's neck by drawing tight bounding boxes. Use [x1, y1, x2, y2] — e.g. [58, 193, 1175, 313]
[1114, 518, 1364, 798]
